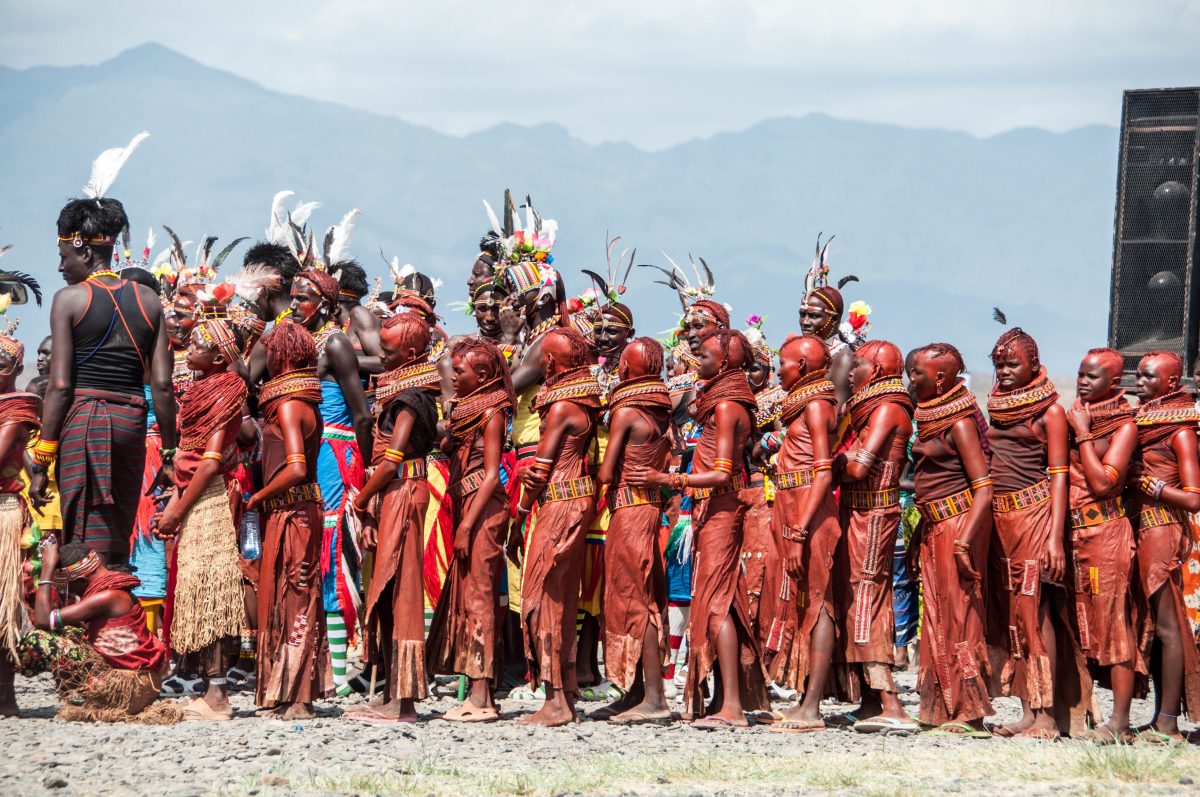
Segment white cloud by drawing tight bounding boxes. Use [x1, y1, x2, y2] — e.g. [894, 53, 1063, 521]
[1, 0, 1196, 147]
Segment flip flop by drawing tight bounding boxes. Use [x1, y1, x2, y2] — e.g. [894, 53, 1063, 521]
[1135, 729, 1183, 746]
[441, 702, 500, 723]
[347, 709, 418, 724]
[610, 708, 675, 726]
[766, 719, 826, 734]
[182, 698, 234, 722]
[825, 711, 865, 728]
[691, 715, 749, 731]
[1082, 726, 1134, 746]
[926, 721, 991, 739]
[853, 716, 919, 735]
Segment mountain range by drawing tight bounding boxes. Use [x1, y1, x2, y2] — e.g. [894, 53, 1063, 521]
[0, 43, 1121, 373]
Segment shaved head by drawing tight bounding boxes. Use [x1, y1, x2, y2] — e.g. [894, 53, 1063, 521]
[856, 339, 904, 378]
[780, 333, 830, 372]
[1083, 347, 1124, 382]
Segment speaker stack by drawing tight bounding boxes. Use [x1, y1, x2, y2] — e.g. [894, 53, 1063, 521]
[1108, 87, 1200, 384]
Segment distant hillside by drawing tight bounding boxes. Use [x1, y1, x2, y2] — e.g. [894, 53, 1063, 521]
[0, 43, 1119, 372]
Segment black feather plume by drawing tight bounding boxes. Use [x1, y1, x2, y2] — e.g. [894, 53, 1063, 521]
[837, 275, 859, 290]
[162, 225, 186, 267]
[0, 270, 43, 306]
[211, 237, 248, 271]
[992, 307, 1008, 325]
[581, 269, 609, 300]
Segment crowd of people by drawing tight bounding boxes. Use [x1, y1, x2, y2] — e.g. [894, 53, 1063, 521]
[1, 137, 1199, 745]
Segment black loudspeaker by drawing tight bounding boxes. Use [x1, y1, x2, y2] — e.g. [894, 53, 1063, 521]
[1108, 88, 1200, 383]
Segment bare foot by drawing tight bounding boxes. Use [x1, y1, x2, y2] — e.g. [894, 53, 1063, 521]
[693, 709, 749, 729]
[779, 704, 821, 725]
[202, 690, 231, 715]
[275, 702, 315, 721]
[518, 701, 576, 727]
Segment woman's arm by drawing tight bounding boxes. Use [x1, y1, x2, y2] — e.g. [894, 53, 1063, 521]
[454, 411, 506, 559]
[154, 424, 229, 538]
[246, 401, 315, 510]
[1042, 404, 1069, 582]
[597, 408, 635, 486]
[1157, 429, 1200, 513]
[950, 416, 993, 581]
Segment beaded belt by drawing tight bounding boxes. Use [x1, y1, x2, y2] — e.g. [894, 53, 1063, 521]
[774, 468, 814, 491]
[450, 469, 487, 499]
[918, 488, 973, 523]
[691, 472, 747, 500]
[543, 476, 596, 504]
[263, 482, 322, 511]
[610, 486, 662, 511]
[396, 458, 427, 480]
[1069, 497, 1125, 529]
[844, 488, 900, 511]
[1138, 504, 1184, 529]
[992, 479, 1051, 514]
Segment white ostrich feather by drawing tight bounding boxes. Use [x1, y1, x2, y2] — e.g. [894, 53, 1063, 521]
[83, 131, 149, 199]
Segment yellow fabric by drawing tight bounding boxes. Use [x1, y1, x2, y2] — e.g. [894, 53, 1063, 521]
[511, 384, 542, 446]
[422, 456, 452, 611]
[20, 462, 62, 533]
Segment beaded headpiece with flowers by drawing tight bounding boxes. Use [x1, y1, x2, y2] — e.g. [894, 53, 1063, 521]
[577, 233, 636, 327]
[154, 226, 247, 301]
[802, 233, 871, 347]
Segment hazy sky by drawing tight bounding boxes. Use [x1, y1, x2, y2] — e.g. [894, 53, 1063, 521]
[3, 0, 1198, 147]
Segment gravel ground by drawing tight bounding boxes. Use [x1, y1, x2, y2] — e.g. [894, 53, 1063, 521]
[2, 670, 1198, 797]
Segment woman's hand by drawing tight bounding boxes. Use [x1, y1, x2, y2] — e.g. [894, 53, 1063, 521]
[39, 535, 60, 574]
[244, 492, 263, 513]
[1043, 538, 1066, 584]
[784, 537, 804, 577]
[1065, 403, 1092, 438]
[454, 523, 471, 560]
[626, 466, 667, 489]
[953, 542, 979, 583]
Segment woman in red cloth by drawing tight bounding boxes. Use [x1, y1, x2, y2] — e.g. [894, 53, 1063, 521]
[153, 314, 249, 721]
[426, 337, 514, 723]
[0, 325, 39, 717]
[597, 337, 673, 724]
[986, 328, 1088, 739]
[1063, 347, 1140, 744]
[31, 539, 178, 723]
[347, 313, 441, 724]
[1129, 350, 1200, 743]
[908, 343, 994, 736]
[761, 334, 839, 733]
[631, 329, 769, 728]
[516, 327, 601, 727]
[832, 339, 915, 732]
[246, 322, 330, 720]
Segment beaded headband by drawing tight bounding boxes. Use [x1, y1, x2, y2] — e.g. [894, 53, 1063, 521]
[59, 233, 116, 248]
[196, 318, 243, 364]
[55, 550, 101, 584]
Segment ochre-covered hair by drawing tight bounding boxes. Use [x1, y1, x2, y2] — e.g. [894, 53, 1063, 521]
[381, 311, 432, 356]
[451, 336, 515, 403]
[623, 337, 665, 377]
[1141, 349, 1184, 381]
[262, 321, 317, 375]
[857, 339, 904, 377]
[709, 328, 752, 370]
[913, 342, 965, 376]
[297, 268, 339, 307]
[690, 299, 730, 329]
[781, 333, 831, 371]
[1084, 347, 1124, 381]
[601, 302, 634, 327]
[546, 326, 592, 369]
[991, 327, 1039, 365]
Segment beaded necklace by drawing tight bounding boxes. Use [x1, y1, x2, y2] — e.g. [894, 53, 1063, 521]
[778, 370, 836, 426]
[914, 380, 979, 441]
[847, 376, 912, 434]
[987, 366, 1059, 428]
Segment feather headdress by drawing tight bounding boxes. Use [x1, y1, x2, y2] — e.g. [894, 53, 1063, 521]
[83, 131, 149, 201]
[0, 243, 44, 308]
[225, 265, 283, 305]
[157, 227, 245, 286]
[580, 232, 636, 309]
[116, 227, 157, 271]
[639, 252, 716, 312]
[323, 208, 360, 268]
[265, 191, 321, 247]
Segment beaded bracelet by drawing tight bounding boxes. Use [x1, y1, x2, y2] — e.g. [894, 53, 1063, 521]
[1047, 466, 1069, 476]
[1139, 475, 1166, 500]
[1185, 487, 1200, 494]
[202, 452, 224, 462]
[781, 526, 807, 543]
[853, 449, 877, 468]
[1102, 465, 1120, 484]
[712, 458, 733, 474]
[381, 448, 405, 464]
[970, 476, 992, 490]
[286, 453, 307, 466]
[813, 458, 833, 473]
[50, 609, 62, 631]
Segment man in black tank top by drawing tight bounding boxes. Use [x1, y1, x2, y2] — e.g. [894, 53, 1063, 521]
[28, 198, 176, 565]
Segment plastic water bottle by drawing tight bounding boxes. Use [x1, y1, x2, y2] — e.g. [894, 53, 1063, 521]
[240, 509, 262, 560]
